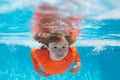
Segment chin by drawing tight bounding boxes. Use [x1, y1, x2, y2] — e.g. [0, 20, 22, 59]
[54, 58, 64, 61]
[56, 57, 64, 60]
[50, 56, 65, 61]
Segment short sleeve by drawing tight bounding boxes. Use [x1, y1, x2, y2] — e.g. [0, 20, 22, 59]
[71, 46, 81, 63]
[75, 51, 80, 63]
[31, 49, 40, 70]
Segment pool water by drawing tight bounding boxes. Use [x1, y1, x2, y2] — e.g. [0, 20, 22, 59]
[0, 0, 120, 80]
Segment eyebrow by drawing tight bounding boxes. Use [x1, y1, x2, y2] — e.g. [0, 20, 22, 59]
[64, 44, 67, 45]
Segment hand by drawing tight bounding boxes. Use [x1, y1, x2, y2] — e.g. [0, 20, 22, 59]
[36, 69, 52, 77]
[70, 65, 80, 74]
[41, 72, 52, 77]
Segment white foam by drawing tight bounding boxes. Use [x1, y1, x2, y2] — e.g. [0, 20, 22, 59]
[108, 34, 120, 37]
[0, 0, 41, 13]
[0, 0, 120, 20]
[75, 40, 120, 46]
[92, 9, 120, 20]
[0, 0, 59, 13]
[0, 38, 40, 48]
[74, 39, 120, 52]
[0, 32, 30, 35]
[81, 25, 100, 29]
[0, 32, 120, 52]
[0, 33, 40, 48]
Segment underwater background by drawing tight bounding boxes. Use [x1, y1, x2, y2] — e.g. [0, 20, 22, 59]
[0, 0, 120, 80]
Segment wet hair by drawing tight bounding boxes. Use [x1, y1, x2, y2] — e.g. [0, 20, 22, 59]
[33, 33, 75, 46]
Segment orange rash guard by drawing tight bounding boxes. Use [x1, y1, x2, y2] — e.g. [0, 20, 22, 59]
[31, 46, 80, 74]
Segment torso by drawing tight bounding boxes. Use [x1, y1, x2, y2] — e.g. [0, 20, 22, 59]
[34, 46, 76, 74]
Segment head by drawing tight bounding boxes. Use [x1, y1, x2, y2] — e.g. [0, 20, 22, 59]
[46, 34, 69, 60]
[33, 32, 76, 46]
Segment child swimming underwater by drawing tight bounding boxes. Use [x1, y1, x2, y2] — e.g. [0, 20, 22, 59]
[31, 4, 81, 77]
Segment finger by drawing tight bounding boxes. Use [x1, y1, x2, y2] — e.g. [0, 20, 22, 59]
[70, 69, 75, 73]
[45, 73, 52, 77]
[70, 71, 76, 74]
[70, 69, 78, 74]
[70, 68, 74, 72]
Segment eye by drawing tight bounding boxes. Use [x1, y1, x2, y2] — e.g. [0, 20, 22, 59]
[62, 46, 66, 49]
[53, 46, 57, 49]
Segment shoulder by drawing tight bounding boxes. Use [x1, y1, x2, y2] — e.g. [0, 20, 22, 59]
[31, 48, 39, 54]
[69, 46, 78, 54]
[69, 46, 77, 51]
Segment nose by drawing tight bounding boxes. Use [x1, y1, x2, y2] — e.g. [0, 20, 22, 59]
[58, 49, 62, 55]
[58, 49, 63, 52]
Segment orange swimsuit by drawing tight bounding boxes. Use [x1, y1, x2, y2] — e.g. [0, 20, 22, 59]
[31, 46, 80, 74]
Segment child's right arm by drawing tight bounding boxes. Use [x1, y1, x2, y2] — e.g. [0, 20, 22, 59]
[31, 49, 51, 77]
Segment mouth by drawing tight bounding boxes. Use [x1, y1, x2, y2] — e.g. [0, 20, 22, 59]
[56, 53, 63, 58]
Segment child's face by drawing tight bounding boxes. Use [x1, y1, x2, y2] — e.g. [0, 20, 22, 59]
[48, 40, 69, 60]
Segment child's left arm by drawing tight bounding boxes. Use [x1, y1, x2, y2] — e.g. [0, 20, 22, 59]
[70, 61, 81, 74]
[70, 46, 81, 74]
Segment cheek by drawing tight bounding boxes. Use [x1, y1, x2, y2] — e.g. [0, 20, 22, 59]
[61, 48, 68, 54]
[62, 49, 67, 52]
[51, 48, 57, 52]
[63, 48, 68, 51]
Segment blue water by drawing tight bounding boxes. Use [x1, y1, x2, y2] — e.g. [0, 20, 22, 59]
[0, 1, 120, 80]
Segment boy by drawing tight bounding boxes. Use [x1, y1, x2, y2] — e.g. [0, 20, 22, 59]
[31, 34, 81, 77]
